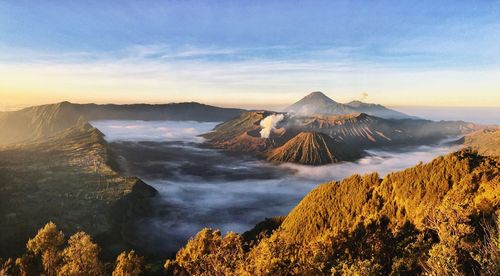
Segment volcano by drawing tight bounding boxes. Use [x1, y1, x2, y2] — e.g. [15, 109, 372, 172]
[284, 91, 414, 119]
[265, 131, 359, 165]
[284, 91, 355, 116]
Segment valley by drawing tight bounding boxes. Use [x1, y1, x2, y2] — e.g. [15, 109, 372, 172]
[2, 2, 499, 274]
[0, 95, 497, 274]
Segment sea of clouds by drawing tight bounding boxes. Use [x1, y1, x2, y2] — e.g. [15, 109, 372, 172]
[91, 120, 459, 253]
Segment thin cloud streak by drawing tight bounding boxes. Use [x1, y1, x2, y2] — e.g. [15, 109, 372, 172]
[0, 45, 500, 107]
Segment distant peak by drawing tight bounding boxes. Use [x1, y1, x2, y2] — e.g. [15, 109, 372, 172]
[305, 91, 330, 99]
[299, 91, 337, 104]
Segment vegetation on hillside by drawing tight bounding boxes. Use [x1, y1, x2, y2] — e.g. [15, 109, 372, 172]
[460, 128, 500, 157]
[164, 149, 499, 275]
[1, 149, 498, 275]
[0, 222, 145, 275]
[0, 122, 157, 259]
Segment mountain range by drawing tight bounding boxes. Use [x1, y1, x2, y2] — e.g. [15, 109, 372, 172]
[0, 96, 497, 274]
[0, 101, 244, 146]
[204, 103, 480, 165]
[284, 91, 415, 119]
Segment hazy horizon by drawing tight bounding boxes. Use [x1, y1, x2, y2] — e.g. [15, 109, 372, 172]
[2, 97, 498, 125]
[2, 1, 500, 108]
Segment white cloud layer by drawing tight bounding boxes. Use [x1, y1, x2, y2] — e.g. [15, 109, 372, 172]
[90, 120, 219, 143]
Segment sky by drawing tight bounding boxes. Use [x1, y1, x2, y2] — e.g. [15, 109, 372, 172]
[1, 0, 500, 110]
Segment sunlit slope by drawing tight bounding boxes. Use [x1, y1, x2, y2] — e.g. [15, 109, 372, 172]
[164, 148, 500, 275]
[204, 110, 480, 165]
[288, 112, 477, 146]
[0, 122, 157, 258]
[278, 149, 499, 243]
[460, 128, 500, 157]
[266, 131, 361, 165]
[0, 101, 244, 145]
[202, 111, 277, 153]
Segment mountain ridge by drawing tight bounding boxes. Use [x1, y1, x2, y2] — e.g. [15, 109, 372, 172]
[0, 101, 245, 145]
[0, 122, 158, 258]
[204, 110, 480, 165]
[285, 91, 416, 119]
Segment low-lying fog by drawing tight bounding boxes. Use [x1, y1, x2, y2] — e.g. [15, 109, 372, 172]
[91, 120, 460, 253]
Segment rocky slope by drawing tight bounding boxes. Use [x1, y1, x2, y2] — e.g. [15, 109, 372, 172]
[204, 110, 480, 165]
[266, 131, 361, 165]
[0, 122, 157, 258]
[202, 111, 281, 153]
[0, 101, 244, 145]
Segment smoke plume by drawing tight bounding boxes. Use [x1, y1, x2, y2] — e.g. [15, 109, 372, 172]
[360, 92, 369, 101]
[260, 114, 284, 138]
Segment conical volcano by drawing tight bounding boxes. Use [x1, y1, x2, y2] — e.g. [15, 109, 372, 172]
[266, 131, 354, 165]
[284, 91, 356, 116]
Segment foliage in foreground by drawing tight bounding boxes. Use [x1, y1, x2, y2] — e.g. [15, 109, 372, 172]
[165, 149, 500, 275]
[0, 222, 144, 276]
[1, 149, 499, 275]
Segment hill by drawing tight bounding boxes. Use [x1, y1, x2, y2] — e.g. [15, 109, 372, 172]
[0, 122, 157, 258]
[164, 149, 500, 275]
[284, 91, 415, 119]
[460, 128, 500, 157]
[0, 101, 244, 145]
[266, 131, 361, 165]
[278, 149, 499, 243]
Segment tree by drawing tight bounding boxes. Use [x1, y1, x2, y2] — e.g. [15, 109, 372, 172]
[58, 232, 104, 276]
[1, 258, 18, 275]
[26, 221, 65, 275]
[331, 258, 383, 276]
[112, 250, 144, 276]
[15, 253, 39, 276]
[475, 213, 500, 275]
[167, 228, 245, 275]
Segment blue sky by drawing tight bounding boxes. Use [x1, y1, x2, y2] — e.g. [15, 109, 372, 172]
[1, 0, 499, 108]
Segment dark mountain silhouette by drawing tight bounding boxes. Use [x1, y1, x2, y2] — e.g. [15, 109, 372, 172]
[0, 101, 244, 145]
[266, 131, 361, 165]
